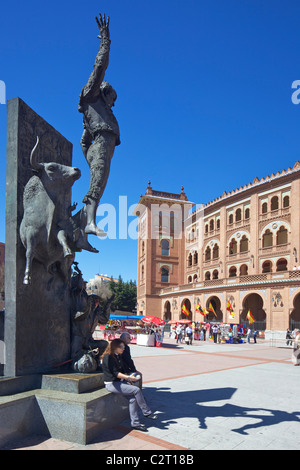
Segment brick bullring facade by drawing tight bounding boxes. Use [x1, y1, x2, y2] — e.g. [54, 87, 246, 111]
[135, 163, 300, 336]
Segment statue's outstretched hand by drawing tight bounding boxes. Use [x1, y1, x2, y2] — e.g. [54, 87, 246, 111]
[96, 13, 110, 41]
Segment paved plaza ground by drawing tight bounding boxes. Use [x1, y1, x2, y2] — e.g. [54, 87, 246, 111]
[1, 337, 299, 451]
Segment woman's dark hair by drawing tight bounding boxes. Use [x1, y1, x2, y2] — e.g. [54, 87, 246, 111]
[101, 339, 125, 360]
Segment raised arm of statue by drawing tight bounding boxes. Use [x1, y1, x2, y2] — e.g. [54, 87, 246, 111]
[80, 14, 111, 102]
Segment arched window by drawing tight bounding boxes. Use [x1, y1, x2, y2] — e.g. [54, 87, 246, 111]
[229, 238, 237, 255]
[193, 274, 198, 282]
[229, 214, 233, 224]
[245, 208, 250, 219]
[283, 195, 290, 208]
[276, 258, 287, 272]
[213, 244, 219, 259]
[262, 260, 272, 273]
[188, 253, 193, 266]
[229, 266, 237, 277]
[216, 219, 220, 229]
[276, 226, 288, 245]
[205, 271, 211, 280]
[170, 212, 175, 236]
[161, 239, 170, 256]
[188, 275, 192, 283]
[141, 241, 145, 256]
[209, 219, 214, 231]
[271, 196, 279, 211]
[240, 264, 248, 276]
[235, 208, 242, 222]
[205, 246, 211, 261]
[262, 229, 273, 248]
[205, 224, 209, 234]
[262, 202, 268, 214]
[194, 251, 198, 265]
[240, 235, 249, 253]
[141, 264, 145, 280]
[212, 269, 219, 279]
[161, 267, 169, 283]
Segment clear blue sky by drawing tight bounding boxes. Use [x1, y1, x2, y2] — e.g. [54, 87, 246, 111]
[1, 0, 300, 282]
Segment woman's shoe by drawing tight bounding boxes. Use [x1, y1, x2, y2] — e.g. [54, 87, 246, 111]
[131, 424, 148, 432]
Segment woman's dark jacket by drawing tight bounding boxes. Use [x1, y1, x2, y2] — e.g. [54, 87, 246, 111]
[102, 354, 125, 382]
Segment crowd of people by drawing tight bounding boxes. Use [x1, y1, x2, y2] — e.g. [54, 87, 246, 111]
[172, 322, 258, 344]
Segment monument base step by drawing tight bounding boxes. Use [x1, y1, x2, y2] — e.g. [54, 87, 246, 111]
[41, 371, 105, 394]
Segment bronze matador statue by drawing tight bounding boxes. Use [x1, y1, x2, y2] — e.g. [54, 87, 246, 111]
[79, 13, 120, 238]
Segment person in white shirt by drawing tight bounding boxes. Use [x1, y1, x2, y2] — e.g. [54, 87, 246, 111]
[185, 325, 193, 345]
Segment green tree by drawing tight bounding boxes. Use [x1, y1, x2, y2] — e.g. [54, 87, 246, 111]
[109, 275, 137, 312]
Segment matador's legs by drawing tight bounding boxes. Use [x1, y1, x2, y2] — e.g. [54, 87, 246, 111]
[81, 131, 117, 237]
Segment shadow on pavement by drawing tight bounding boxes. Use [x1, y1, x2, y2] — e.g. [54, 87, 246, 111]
[144, 386, 300, 435]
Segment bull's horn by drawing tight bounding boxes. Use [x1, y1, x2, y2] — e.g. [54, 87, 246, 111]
[30, 136, 42, 170]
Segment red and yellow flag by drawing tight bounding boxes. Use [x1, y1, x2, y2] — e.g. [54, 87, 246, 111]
[208, 302, 217, 317]
[196, 304, 206, 317]
[226, 300, 235, 318]
[181, 304, 190, 317]
[247, 310, 255, 324]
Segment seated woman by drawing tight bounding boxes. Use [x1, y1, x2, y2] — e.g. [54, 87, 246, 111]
[101, 339, 157, 432]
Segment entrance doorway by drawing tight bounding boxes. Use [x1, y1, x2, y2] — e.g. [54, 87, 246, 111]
[206, 296, 223, 322]
[241, 293, 266, 330]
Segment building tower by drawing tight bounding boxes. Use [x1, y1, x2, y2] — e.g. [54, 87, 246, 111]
[134, 182, 194, 319]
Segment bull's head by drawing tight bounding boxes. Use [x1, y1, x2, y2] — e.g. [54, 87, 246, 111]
[30, 136, 81, 185]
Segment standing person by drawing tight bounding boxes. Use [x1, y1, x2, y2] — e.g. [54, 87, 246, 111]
[217, 326, 222, 344]
[286, 329, 292, 346]
[200, 326, 205, 341]
[181, 325, 185, 343]
[186, 325, 193, 345]
[247, 328, 252, 343]
[101, 339, 157, 432]
[206, 323, 211, 341]
[212, 324, 218, 343]
[79, 14, 121, 238]
[292, 330, 300, 366]
[175, 324, 182, 344]
[253, 330, 257, 344]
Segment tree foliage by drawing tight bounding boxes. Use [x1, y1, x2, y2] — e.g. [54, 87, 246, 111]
[108, 275, 137, 313]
